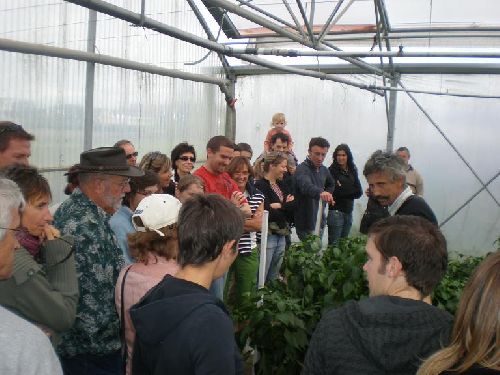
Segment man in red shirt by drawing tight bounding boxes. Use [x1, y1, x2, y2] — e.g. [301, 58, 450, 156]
[194, 136, 251, 300]
[194, 136, 250, 216]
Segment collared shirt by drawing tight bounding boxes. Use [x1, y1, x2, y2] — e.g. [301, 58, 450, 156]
[109, 205, 135, 264]
[194, 166, 240, 199]
[54, 188, 125, 357]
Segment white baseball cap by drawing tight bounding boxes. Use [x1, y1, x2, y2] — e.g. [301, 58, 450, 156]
[132, 194, 182, 236]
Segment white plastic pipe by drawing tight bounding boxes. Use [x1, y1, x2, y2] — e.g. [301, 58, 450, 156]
[314, 200, 325, 236]
[258, 210, 269, 289]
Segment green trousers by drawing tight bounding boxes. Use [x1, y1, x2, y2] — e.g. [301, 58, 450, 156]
[224, 248, 259, 308]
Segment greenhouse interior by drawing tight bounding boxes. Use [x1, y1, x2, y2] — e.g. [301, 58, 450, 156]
[1, 0, 500, 374]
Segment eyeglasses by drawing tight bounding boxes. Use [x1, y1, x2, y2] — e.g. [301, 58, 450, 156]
[0, 123, 23, 136]
[178, 156, 196, 162]
[126, 152, 138, 159]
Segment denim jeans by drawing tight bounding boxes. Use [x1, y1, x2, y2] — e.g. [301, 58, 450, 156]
[209, 273, 227, 301]
[264, 234, 286, 284]
[61, 350, 122, 375]
[327, 209, 353, 246]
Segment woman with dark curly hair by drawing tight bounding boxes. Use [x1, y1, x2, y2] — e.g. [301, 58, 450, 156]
[115, 194, 181, 375]
[327, 144, 362, 246]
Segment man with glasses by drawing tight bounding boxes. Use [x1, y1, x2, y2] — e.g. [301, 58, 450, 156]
[0, 178, 63, 374]
[0, 121, 34, 169]
[54, 147, 143, 375]
[114, 139, 138, 166]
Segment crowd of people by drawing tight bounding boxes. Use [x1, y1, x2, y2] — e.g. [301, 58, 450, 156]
[0, 118, 498, 375]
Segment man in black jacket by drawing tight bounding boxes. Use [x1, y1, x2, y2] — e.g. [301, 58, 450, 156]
[130, 194, 245, 375]
[303, 215, 452, 375]
[360, 150, 437, 233]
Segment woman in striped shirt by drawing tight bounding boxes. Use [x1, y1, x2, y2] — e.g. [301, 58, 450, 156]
[225, 156, 265, 306]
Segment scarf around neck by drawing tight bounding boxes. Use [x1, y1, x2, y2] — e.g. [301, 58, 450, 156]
[15, 228, 42, 258]
[388, 186, 414, 216]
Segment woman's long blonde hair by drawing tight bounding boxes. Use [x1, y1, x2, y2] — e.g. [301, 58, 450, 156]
[418, 251, 500, 375]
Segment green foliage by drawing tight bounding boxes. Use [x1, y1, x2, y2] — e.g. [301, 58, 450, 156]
[234, 236, 368, 375]
[432, 253, 484, 314]
[234, 236, 485, 374]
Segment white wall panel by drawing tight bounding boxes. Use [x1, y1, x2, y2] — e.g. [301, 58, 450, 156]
[235, 73, 500, 255]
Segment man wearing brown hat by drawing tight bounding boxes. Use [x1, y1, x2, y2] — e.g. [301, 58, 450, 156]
[53, 147, 143, 375]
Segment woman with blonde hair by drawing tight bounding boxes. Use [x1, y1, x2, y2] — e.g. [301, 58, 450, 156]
[418, 251, 500, 375]
[115, 194, 182, 374]
[139, 151, 176, 195]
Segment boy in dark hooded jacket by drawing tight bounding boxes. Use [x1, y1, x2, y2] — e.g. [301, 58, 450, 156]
[130, 194, 245, 375]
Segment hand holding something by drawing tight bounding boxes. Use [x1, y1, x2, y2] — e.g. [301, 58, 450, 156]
[320, 191, 335, 205]
[43, 224, 60, 241]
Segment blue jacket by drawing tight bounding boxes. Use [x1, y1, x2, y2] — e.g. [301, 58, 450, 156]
[294, 158, 335, 232]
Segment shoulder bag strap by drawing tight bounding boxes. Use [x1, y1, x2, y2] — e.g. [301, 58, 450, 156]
[120, 264, 133, 374]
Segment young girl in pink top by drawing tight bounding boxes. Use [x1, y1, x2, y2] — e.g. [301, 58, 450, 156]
[263, 112, 294, 152]
[115, 194, 182, 375]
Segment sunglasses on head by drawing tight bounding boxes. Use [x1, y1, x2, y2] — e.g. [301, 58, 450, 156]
[179, 156, 196, 162]
[0, 123, 23, 136]
[126, 151, 138, 159]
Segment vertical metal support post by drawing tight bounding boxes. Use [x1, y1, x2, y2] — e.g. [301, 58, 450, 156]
[84, 10, 97, 150]
[224, 79, 237, 141]
[386, 75, 399, 152]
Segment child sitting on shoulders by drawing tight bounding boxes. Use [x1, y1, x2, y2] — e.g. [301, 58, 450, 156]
[264, 112, 294, 152]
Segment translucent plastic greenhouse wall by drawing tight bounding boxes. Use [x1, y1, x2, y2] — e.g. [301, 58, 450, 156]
[0, 1, 227, 205]
[235, 74, 500, 255]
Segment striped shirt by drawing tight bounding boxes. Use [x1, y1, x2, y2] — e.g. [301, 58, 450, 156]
[238, 190, 265, 255]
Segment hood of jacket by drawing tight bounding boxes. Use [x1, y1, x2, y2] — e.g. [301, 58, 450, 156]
[340, 296, 452, 372]
[129, 276, 226, 346]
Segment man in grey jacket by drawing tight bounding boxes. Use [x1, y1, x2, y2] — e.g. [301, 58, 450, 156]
[294, 137, 335, 242]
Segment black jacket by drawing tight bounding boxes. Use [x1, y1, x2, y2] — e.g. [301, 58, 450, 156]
[303, 296, 453, 375]
[254, 178, 294, 232]
[130, 275, 244, 375]
[328, 164, 362, 214]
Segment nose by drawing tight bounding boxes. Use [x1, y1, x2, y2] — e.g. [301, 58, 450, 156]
[362, 261, 368, 271]
[43, 207, 53, 222]
[13, 237, 20, 250]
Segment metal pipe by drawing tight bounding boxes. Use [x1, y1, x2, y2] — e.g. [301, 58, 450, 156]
[370, 85, 500, 99]
[0, 37, 228, 87]
[206, 0, 386, 76]
[186, 0, 234, 80]
[282, 0, 307, 40]
[386, 77, 398, 151]
[439, 170, 500, 228]
[84, 9, 97, 151]
[317, 0, 345, 44]
[64, 0, 384, 94]
[236, 0, 297, 31]
[238, 54, 384, 94]
[227, 48, 500, 59]
[399, 81, 500, 207]
[295, 0, 316, 45]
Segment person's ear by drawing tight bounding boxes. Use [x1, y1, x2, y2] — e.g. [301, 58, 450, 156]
[221, 240, 237, 258]
[387, 256, 403, 278]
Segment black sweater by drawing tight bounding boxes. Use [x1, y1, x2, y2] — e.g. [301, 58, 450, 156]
[130, 276, 244, 375]
[254, 178, 294, 231]
[303, 296, 453, 375]
[328, 164, 362, 214]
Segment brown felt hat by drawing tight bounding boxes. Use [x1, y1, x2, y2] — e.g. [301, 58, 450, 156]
[71, 147, 144, 177]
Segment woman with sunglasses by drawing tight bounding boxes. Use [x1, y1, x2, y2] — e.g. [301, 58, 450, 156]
[139, 151, 176, 195]
[0, 165, 78, 341]
[170, 142, 196, 183]
[110, 171, 159, 263]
